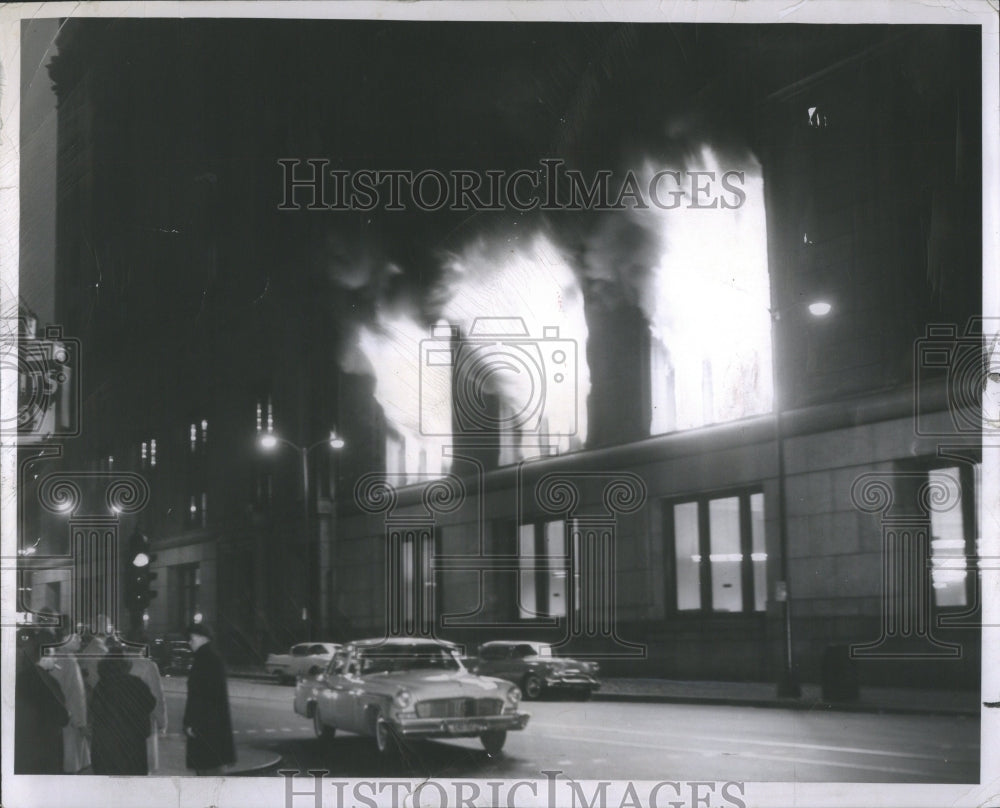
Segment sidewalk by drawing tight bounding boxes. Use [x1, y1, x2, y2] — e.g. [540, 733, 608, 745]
[154, 733, 281, 777]
[593, 677, 981, 717]
[221, 668, 981, 717]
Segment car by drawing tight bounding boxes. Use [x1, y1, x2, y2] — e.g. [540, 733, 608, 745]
[470, 641, 600, 700]
[151, 638, 193, 676]
[294, 637, 529, 757]
[266, 642, 339, 683]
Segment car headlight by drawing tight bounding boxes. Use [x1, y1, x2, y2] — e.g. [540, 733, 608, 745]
[393, 688, 413, 709]
[505, 686, 522, 707]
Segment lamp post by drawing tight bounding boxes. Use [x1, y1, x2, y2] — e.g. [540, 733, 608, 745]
[770, 297, 832, 698]
[258, 429, 345, 641]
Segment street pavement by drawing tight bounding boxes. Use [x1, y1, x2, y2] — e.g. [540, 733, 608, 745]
[157, 676, 979, 782]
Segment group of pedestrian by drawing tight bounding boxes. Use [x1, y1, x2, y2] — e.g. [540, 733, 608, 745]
[15, 618, 235, 777]
[15, 617, 167, 775]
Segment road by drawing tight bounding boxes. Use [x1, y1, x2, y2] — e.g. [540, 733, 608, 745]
[162, 679, 979, 783]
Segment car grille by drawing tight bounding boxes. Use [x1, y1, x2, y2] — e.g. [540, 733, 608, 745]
[415, 698, 503, 718]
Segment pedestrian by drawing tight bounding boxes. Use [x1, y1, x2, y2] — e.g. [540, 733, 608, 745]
[39, 624, 91, 773]
[15, 629, 69, 774]
[77, 623, 109, 702]
[89, 648, 156, 775]
[182, 622, 236, 775]
[127, 650, 168, 772]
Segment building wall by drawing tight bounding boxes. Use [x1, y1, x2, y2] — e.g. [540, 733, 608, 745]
[144, 536, 217, 639]
[333, 393, 980, 689]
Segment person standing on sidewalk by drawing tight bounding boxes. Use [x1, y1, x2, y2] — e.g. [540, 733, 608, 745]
[126, 647, 168, 773]
[39, 625, 91, 773]
[89, 649, 157, 775]
[182, 622, 235, 775]
[15, 629, 69, 774]
[76, 621, 109, 702]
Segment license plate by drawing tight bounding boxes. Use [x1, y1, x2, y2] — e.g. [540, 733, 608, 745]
[450, 720, 487, 733]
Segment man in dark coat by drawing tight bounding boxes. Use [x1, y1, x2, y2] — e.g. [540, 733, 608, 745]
[183, 622, 236, 775]
[15, 630, 69, 774]
[89, 648, 157, 774]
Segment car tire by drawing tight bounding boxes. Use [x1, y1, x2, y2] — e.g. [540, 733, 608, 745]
[313, 708, 335, 741]
[481, 730, 507, 755]
[521, 673, 543, 700]
[580, 688, 593, 701]
[374, 713, 399, 760]
[307, 665, 321, 677]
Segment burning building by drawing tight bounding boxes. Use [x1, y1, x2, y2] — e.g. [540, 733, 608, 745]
[17, 19, 983, 691]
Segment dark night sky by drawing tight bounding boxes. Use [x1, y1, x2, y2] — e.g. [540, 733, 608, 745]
[42, 18, 901, 323]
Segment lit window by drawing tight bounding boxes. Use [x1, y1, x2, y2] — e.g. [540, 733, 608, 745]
[190, 424, 197, 452]
[928, 466, 972, 608]
[668, 490, 767, 613]
[807, 105, 828, 128]
[648, 147, 772, 434]
[256, 397, 274, 434]
[518, 520, 567, 619]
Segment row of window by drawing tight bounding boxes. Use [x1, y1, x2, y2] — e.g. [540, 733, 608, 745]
[391, 465, 979, 621]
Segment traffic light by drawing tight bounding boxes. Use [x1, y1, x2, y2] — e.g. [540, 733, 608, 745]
[125, 530, 158, 613]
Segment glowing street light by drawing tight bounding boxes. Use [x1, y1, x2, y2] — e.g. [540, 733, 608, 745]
[256, 426, 346, 639]
[771, 294, 836, 698]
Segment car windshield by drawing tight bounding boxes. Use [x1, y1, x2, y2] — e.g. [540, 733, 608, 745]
[358, 643, 461, 674]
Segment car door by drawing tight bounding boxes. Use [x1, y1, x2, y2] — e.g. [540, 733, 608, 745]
[314, 651, 347, 726]
[289, 643, 311, 675]
[329, 646, 361, 732]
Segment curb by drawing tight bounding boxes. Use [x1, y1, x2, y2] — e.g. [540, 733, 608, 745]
[225, 750, 284, 776]
[157, 737, 284, 777]
[590, 692, 981, 718]
[223, 670, 979, 719]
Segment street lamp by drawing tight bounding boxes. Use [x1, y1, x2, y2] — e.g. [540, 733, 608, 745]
[257, 428, 346, 640]
[771, 297, 833, 698]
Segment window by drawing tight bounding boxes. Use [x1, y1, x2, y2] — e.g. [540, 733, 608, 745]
[388, 530, 436, 635]
[647, 149, 772, 435]
[926, 464, 979, 609]
[666, 490, 767, 613]
[518, 520, 568, 619]
[172, 563, 200, 630]
[480, 644, 509, 661]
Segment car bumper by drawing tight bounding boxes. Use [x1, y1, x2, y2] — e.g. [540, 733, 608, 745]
[544, 676, 600, 690]
[393, 712, 530, 739]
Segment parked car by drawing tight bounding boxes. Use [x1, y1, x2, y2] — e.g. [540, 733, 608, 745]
[267, 642, 339, 683]
[151, 637, 193, 676]
[294, 637, 529, 756]
[470, 641, 600, 700]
